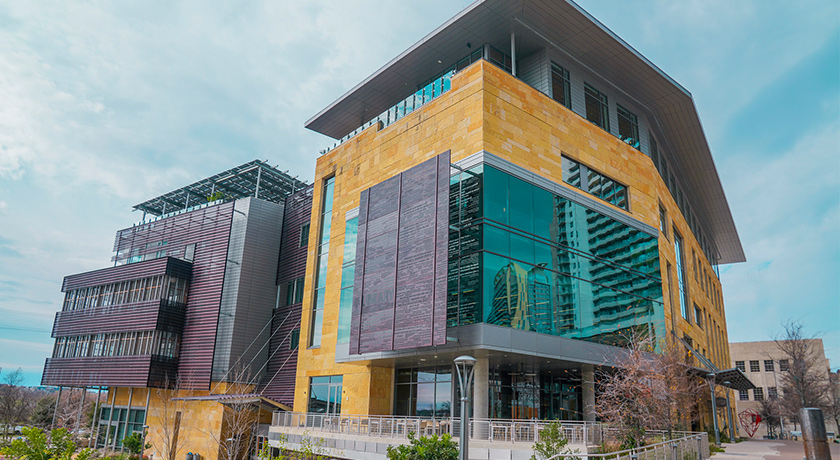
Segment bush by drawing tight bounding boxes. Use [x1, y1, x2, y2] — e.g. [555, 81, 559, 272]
[386, 432, 458, 460]
[531, 422, 579, 460]
[0, 426, 94, 460]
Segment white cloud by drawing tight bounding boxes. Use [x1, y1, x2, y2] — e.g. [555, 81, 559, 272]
[720, 121, 840, 358]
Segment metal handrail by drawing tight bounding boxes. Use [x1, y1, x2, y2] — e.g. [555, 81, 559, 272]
[546, 433, 710, 460]
[271, 411, 601, 444]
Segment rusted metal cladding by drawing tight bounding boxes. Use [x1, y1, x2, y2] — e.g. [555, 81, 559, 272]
[262, 186, 313, 405]
[350, 151, 450, 354]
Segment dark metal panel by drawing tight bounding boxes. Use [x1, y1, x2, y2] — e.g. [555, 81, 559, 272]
[350, 152, 451, 354]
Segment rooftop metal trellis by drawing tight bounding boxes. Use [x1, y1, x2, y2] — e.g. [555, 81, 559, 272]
[132, 160, 309, 217]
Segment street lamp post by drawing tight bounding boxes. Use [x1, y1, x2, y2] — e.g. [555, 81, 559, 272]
[141, 425, 149, 460]
[707, 374, 720, 446]
[455, 356, 477, 460]
[723, 382, 735, 442]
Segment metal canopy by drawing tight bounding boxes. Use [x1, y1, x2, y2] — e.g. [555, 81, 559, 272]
[689, 367, 756, 391]
[304, 0, 745, 264]
[132, 160, 308, 216]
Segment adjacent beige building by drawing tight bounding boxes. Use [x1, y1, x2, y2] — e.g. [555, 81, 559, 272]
[730, 340, 835, 439]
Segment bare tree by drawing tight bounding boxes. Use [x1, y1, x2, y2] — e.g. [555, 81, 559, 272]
[149, 376, 191, 460]
[206, 366, 261, 460]
[0, 368, 36, 440]
[756, 398, 782, 438]
[774, 322, 830, 423]
[595, 335, 705, 447]
[824, 372, 840, 436]
[52, 388, 94, 435]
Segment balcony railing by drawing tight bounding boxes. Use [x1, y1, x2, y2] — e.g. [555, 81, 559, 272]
[271, 411, 601, 445]
[319, 70, 455, 156]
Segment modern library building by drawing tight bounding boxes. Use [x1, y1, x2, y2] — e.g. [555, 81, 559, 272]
[41, 1, 749, 459]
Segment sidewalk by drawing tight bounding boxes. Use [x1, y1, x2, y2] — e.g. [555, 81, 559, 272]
[712, 439, 840, 460]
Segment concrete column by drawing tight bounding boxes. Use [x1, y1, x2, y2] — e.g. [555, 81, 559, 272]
[801, 408, 831, 460]
[582, 364, 595, 422]
[470, 357, 490, 441]
[473, 357, 489, 419]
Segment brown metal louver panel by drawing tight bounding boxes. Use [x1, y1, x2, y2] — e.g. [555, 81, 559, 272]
[350, 151, 450, 354]
[62, 257, 192, 292]
[51, 301, 186, 338]
[261, 186, 313, 405]
[41, 355, 178, 388]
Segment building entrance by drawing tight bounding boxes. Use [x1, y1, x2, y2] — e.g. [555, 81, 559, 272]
[488, 368, 580, 420]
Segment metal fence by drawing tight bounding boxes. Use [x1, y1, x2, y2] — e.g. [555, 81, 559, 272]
[547, 433, 710, 460]
[271, 412, 602, 444]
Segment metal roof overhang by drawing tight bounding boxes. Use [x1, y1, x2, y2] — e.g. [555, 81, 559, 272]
[305, 0, 744, 264]
[689, 367, 757, 391]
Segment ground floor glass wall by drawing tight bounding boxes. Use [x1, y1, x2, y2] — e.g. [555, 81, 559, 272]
[97, 407, 145, 448]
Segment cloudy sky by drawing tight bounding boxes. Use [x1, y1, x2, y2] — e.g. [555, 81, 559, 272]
[0, 0, 837, 386]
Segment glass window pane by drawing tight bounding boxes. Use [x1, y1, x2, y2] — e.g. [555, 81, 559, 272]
[532, 186, 554, 241]
[510, 233, 535, 265]
[484, 225, 510, 256]
[484, 166, 509, 225]
[561, 157, 582, 189]
[508, 176, 533, 234]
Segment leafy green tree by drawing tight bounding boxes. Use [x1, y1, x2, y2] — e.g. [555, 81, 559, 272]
[0, 426, 94, 460]
[386, 432, 458, 460]
[530, 422, 578, 460]
[123, 431, 149, 457]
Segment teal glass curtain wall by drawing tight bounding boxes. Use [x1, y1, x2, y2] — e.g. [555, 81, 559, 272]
[448, 165, 665, 347]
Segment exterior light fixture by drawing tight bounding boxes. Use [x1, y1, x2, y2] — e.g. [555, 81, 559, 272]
[723, 381, 734, 442]
[707, 373, 721, 446]
[454, 355, 477, 460]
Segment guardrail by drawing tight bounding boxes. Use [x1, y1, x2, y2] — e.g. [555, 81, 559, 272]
[547, 433, 709, 460]
[271, 412, 602, 444]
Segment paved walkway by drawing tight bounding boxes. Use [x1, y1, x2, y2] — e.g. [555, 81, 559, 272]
[713, 439, 840, 460]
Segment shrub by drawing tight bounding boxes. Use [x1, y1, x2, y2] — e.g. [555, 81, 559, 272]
[0, 426, 94, 460]
[386, 432, 458, 460]
[531, 422, 579, 460]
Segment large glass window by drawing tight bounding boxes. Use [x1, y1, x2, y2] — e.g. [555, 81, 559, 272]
[617, 105, 640, 149]
[584, 83, 609, 131]
[559, 156, 627, 210]
[308, 375, 342, 414]
[673, 230, 689, 322]
[97, 408, 145, 448]
[448, 165, 664, 348]
[394, 366, 452, 417]
[551, 63, 571, 109]
[337, 217, 358, 344]
[309, 177, 335, 348]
